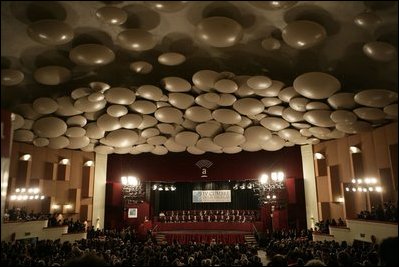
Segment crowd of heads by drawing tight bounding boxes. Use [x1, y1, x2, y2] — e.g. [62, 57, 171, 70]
[357, 202, 397, 222]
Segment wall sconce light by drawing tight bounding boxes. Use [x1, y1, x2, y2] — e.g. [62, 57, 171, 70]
[9, 187, 45, 201]
[83, 160, 94, 167]
[52, 204, 61, 210]
[345, 178, 382, 193]
[19, 154, 31, 161]
[152, 183, 176, 192]
[59, 159, 70, 165]
[349, 146, 361, 153]
[64, 204, 73, 210]
[314, 152, 325, 160]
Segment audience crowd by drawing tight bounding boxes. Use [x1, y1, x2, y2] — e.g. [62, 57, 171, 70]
[357, 202, 397, 223]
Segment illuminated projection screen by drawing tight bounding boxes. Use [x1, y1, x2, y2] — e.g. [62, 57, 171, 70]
[192, 190, 231, 203]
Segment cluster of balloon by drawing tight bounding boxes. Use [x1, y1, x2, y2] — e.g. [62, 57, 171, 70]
[282, 20, 327, 49]
[196, 16, 243, 47]
[10, 62, 398, 154]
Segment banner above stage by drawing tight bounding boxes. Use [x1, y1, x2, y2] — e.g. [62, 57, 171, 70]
[192, 190, 231, 203]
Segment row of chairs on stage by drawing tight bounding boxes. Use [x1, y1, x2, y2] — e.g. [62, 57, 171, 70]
[158, 210, 259, 223]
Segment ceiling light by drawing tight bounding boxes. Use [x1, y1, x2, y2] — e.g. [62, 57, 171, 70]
[350, 146, 361, 153]
[84, 160, 94, 167]
[59, 159, 70, 165]
[19, 154, 31, 161]
[314, 153, 325, 160]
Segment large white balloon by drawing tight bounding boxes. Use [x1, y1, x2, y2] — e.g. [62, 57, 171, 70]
[117, 29, 157, 51]
[33, 117, 67, 138]
[105, 129, 139, 147]
[152, 145, 168, 155]
[212, 109, 242, 124]
[84, 110, 105, 121]
[278, 86, 300, 102]
[158, 52, 186, 66]
[175, 131, 199, 146]
[294, 72, 341, 99]
[15, 104, 42, 120]
[33, 137, 49, 147]
[278, 128, 302, 141]
[185, 106, 213, 122]
[69, 44, 115, 66]
[105, 87, 136, 105]
[145, 1, 188, 12]
[88, 92, 105, 102]
[164, 137, 186, 152]
[94, 145, 114, 154]
[192, 70, 219, 91]
[234, 76, 255, 97]
[89, 82, 110, 93]
[32, 97, 58, 114]
[155, 107, 183, 123]
[96, 6, 127, 25]
[196, 121, 222, 137]
[197, 138, 222, 152]
[363, 41, 397, 62]
[72, 87, 91, 100]
[214, 79, 238, 93]
[147, 135, 167, 145]
[138, 115, 158, 129]
[282, 20, 327, 49]
[64, 125, 86, 137]
[129, 100, 157, 114]
[327, 93, 356, 109]
[195, 95, 219, 110]
[330, 110, 357, 123]
[196, 16, 243, 47]
[256, 80, 285, 97]
[249, 1, 297, 10]
[218, 94, 236, 106]
[260, 135, 285, 151]
[233, 98, 264, 116]
[260, 117, 290, 131]
[97, 114, 121, 131]
[27, 19, 74, 45]
[1, 69, 24, 86]
[247, 76, 272, 90]
[107, 105, 128, 117]
[137, 85, 163, 101]
[168, 93, 194, 109]
[282, 107, 304, 122]
[354, 89, 398, 108]
[182, 119, 198, 131]
[85, 122, 105, 139]
[303, 110, 335, 127]
[214, 132, 245, 147]
[384, 104, 398, 118]
[262, 97, 282, 107]
[244, 126, 272, 143]
[130, 61, 153, 74]
[289, 97, 310, 112]
[14, 129, 34, 142]
[353, 107, 386, 121]
[266, 106, 285, 116]
[354, 12, 382, 29]
[74, 97, 107, 113]
[162, 77, 191, 92]
[34, 66, 71, 85]
[223, 147, 242, 154]
[157, 123, 175, 134]
[48, 136, 70, 149]
[336, 121, 373, 134]
[306, 102, 331, 110]
[11, 113, 24, 130]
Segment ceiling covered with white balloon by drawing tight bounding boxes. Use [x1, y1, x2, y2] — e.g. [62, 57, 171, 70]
[1, 1, 398, 155]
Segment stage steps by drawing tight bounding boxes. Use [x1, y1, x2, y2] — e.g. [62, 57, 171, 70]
[244, 233, 257, 245]
[155, 233, 166, 243]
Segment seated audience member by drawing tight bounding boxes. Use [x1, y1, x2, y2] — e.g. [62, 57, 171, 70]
[379, 237, 398, 266]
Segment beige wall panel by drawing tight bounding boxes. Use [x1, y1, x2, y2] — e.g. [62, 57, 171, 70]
[384, 122, 398, 145]
[373, 127, 390, 169]
[337, 138, 351, 183]
[317, 176, 331, 203]
[360, 132, 378, 178]
[329, 203, 344, 220]
[325, 139, 338, 166]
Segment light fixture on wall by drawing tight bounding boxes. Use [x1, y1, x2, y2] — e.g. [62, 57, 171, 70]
[19, 154, 31, 161]
[59, 158, 70, 165]
[121, 176, 145, 204]
[9, 187, 45, 201]
[152, 183, 176, 192]
[252, 171, 286, 204]
[349, 146, 361, 153]
[314, 152, 325, 160]
[345, 177, 382, 192]
[83, 160, 95, 167]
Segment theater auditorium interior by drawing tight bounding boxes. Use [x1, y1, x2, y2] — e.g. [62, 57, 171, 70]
[1, 1, 398, 266]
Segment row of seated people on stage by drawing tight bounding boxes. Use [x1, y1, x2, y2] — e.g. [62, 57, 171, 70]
[158, 209, 260, 223]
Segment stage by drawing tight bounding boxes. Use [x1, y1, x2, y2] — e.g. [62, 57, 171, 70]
[153, 222, 260, 244]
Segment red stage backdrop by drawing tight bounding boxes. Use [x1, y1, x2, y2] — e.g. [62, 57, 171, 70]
[105, 147, 305, 231]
